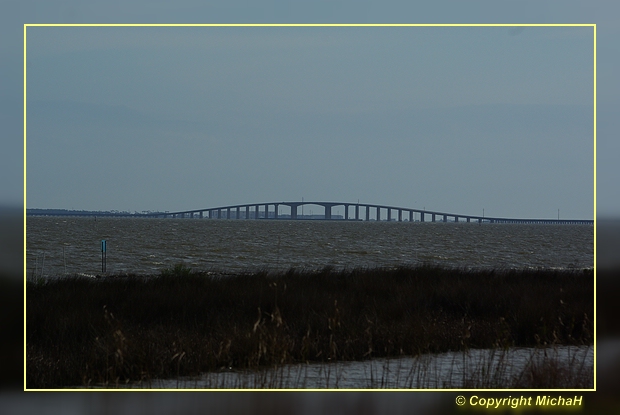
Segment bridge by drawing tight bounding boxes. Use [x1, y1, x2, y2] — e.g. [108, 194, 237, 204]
[29, 202, 592, 224]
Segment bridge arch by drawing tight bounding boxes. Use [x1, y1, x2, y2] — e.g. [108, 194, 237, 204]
[29, 202, 592, 225]
[149, 202, 593, 225]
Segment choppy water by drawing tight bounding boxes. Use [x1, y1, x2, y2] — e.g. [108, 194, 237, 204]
[26, 217, 593, 277]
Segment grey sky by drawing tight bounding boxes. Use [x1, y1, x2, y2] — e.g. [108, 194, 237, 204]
[0, 0, 620, 217]
[25, 25, 594, 219]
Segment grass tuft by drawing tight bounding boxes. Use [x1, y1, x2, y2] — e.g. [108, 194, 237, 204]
[160, 263, 193, 278]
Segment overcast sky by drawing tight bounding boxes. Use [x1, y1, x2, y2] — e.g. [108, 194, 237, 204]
[2, 1, 619, 219]
[24, 25, 594, 219]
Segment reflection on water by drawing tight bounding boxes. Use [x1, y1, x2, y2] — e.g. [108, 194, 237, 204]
[130, 345, 594, 389]
[26, 217, 593, 277]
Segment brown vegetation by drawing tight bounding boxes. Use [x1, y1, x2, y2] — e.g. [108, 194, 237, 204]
[26, 265, 593, 388]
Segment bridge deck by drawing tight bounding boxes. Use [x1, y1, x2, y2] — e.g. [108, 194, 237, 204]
[27, 202, 594, 224]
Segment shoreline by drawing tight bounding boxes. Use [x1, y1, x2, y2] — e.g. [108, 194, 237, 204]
[29, 262, 596, 281]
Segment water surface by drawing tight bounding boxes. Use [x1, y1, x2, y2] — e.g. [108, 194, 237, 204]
[122, 345, 594, 389]
[26, 217, 593, 277]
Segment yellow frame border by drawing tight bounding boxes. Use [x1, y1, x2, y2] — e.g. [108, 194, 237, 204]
[23, 23, 597, 394]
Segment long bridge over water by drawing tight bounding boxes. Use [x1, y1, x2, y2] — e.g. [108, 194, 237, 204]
[28, 201, 593, 224]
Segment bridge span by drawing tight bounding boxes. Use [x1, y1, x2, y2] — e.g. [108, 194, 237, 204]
[135, 201, 592, 225]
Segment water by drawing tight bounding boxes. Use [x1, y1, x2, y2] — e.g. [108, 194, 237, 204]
[104, 345, 594, 389]
[26, 217, 593, 277]
[28, 217, 595, 390]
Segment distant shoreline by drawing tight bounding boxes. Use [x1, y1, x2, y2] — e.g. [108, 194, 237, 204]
[26, 208, 166, 217]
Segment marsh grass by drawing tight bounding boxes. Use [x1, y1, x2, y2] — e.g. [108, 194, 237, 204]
[99, 345, 594, 389]
[26, 265, 593, 389]
[160, 263, 193, 278]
